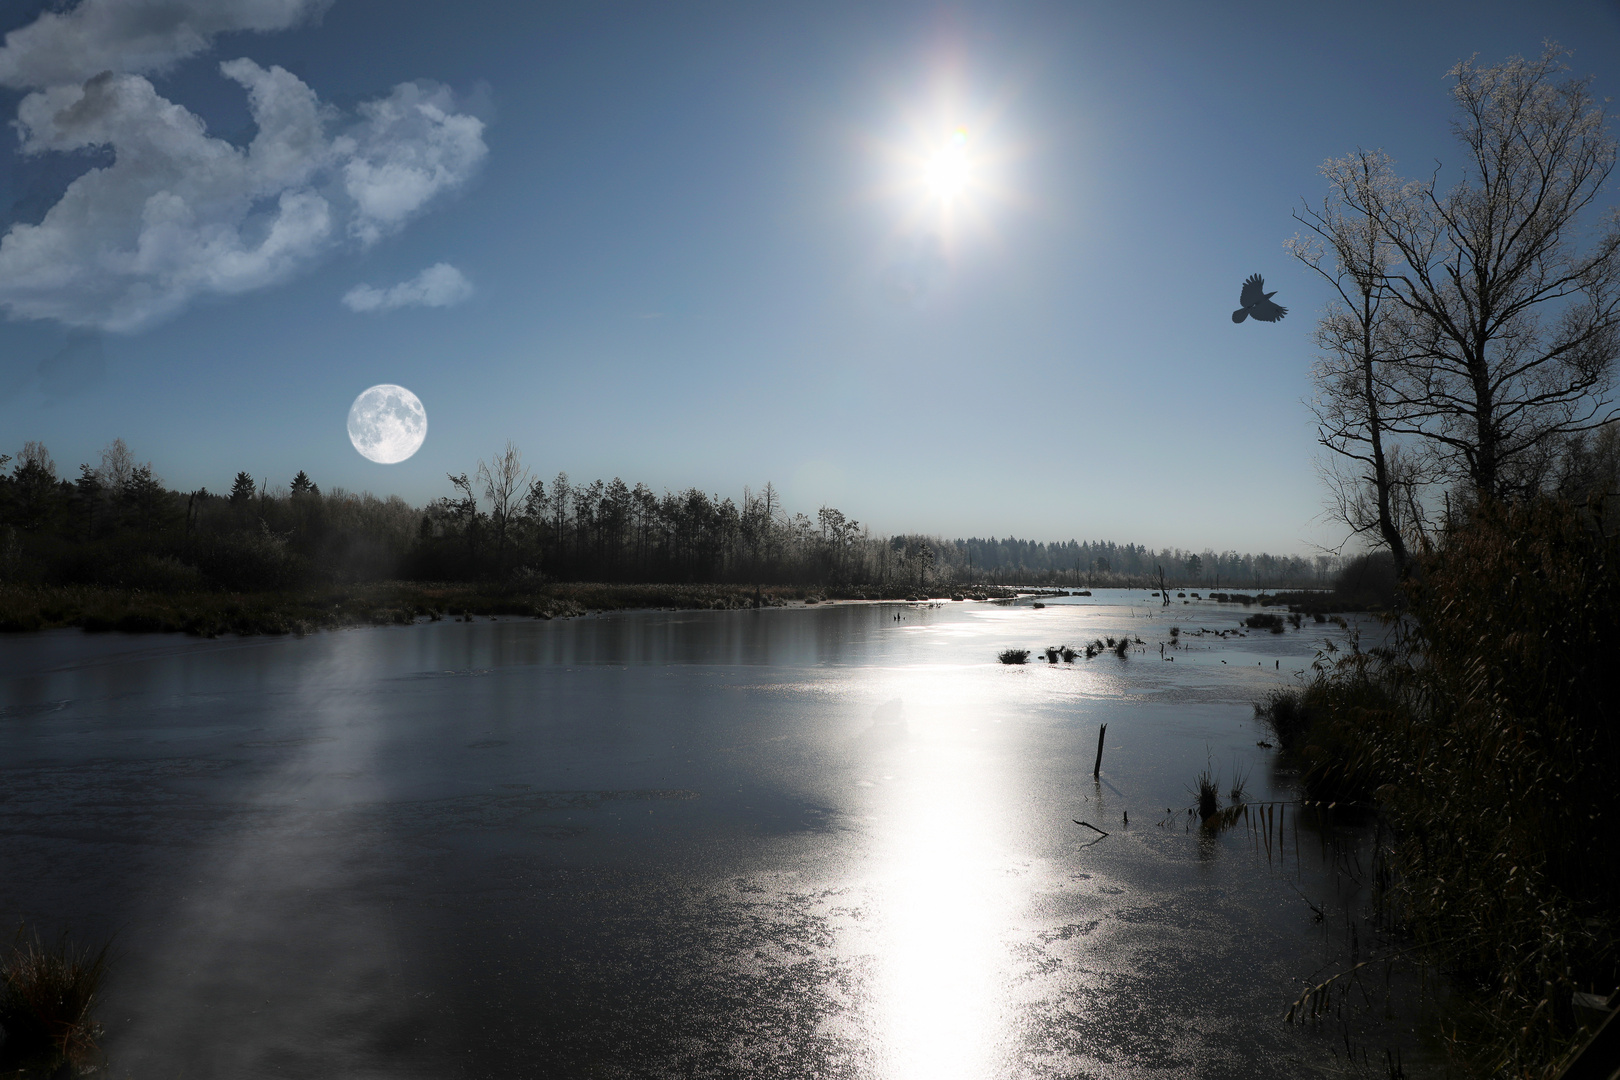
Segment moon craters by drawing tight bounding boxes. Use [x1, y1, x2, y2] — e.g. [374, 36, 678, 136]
[347, 384, 426, 463]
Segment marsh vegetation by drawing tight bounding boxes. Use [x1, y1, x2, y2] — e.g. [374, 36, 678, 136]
[1255, 498, 1620, 1075]
[1257, 44, 1620, 1071]
[0, 924, 111, 1074]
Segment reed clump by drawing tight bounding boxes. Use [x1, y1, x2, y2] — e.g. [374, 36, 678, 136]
[1227, 764, 1249, 804]
[1193, 766, 1220, 820]
[1255, 663, 1399, 806]
[998, 648, 1030, 664]
[0, 925, 111, 1070]
[1262, 497, 1620, 1074]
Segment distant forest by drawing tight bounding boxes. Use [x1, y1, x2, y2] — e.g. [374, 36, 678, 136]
[0, 439, 1334, 593]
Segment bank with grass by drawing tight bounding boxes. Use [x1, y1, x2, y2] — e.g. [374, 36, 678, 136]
[1255, 498, 1620, 1077]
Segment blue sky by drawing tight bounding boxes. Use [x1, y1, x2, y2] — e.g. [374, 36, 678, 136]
[2, 0, 1618, 554]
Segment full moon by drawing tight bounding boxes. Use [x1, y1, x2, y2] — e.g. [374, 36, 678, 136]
[347, 384, 427, 464]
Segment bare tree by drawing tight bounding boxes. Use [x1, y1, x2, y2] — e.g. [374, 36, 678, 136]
[1345, 44, 1620, 502]
[1555, 419, 1620, 503]
[20, 440, 54, 477]
[817, 506, 860, 581]
[443, 472, 481, 565]
[477, 442, 531, 580]
[1291, 150, 1430, 573]
[97, 438, 134, 492]
[9, 442, 57, 532]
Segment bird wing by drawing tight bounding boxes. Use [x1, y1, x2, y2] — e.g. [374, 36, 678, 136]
[1250, 298, 1287, 322]
[1239, 274, 1266, 307]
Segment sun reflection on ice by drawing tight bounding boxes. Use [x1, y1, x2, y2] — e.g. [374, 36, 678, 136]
[868, 676, 1016, 1080]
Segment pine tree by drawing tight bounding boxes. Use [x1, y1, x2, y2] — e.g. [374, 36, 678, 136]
[123, 465, 166, 532]
[74, 464, 103, 540]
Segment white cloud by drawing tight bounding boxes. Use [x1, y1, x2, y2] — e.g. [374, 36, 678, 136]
[340, 83, 489, 246]
[0, 63, 485, 332]
[0, 0, 328, 89]
[0, 0, 486, 332]
[343, 263, 472, 313]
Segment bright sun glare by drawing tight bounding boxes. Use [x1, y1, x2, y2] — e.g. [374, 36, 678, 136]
[871, 91, 1016, 249]
[883, 112, 1007, 239]
[923, 128, 972, 199]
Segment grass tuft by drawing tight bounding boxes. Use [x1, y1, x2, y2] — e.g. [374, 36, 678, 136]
[1192, 766, 1220, 820]
[0, 924, 112, 1069]
[1227, 763, 1249, 804]
[998, 648, 1030, 665]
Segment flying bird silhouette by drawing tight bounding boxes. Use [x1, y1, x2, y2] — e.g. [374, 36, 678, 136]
[1232, 273, 1286, 323]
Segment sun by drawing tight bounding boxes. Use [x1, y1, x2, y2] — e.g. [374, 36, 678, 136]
[880, 113, 1007, 236]
[864, 87, 1020, 256]
[923, 128, 972, 200]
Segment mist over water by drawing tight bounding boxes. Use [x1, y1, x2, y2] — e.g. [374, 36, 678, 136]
[0, 594, 1436, 1077]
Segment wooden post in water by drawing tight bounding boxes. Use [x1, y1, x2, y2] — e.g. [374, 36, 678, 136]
[1093, 722, 1107, 778]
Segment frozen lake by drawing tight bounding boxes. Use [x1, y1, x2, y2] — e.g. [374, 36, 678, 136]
[0, 591, 1436, 1077]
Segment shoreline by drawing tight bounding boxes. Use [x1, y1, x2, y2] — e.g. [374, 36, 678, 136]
[0, 581, 1023, 638]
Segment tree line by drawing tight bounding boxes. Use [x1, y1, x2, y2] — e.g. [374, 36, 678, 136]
[955, 536, 1336, 590]
[0, 438, 1330, 593]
